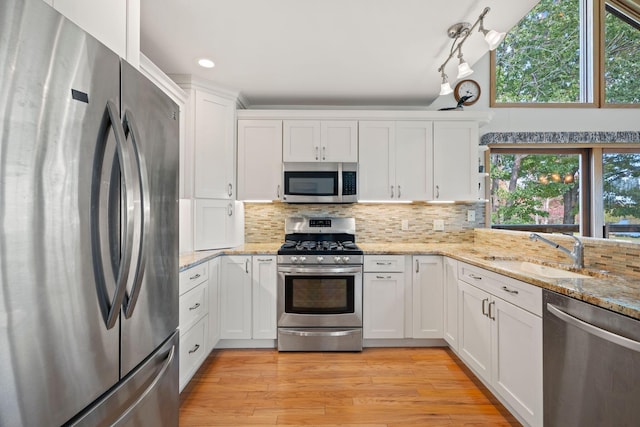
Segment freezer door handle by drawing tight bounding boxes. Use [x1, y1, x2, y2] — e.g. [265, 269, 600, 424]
[110, 344, 176, 426]
[91, 100, 135, 330]
[122, 110, 151, 319]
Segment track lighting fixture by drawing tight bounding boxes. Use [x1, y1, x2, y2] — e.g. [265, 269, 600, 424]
[437, 6, 505, 96]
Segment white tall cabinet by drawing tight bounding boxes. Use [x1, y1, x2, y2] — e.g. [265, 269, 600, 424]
[237, 120, 283, 201]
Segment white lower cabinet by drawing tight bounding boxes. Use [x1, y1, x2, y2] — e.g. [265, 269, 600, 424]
[457, 262, 542, 427]
[178, 262, 210, 392]
[412, 256, 443, 338]
[208, 257, 221, 351]
[443, 257, 459, 350]
[363, 256, 407, 339]
[220, 255, 277, 341]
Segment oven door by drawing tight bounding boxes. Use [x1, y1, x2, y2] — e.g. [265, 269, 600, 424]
[277, 265, 362, 328]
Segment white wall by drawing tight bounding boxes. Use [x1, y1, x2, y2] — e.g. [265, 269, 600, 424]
[429, 54, 640, 135]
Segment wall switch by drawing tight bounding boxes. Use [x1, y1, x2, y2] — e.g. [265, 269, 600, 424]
[433, 219, 445, 231]
[401, 219, 409, 231]
[467, 210, 476, 222]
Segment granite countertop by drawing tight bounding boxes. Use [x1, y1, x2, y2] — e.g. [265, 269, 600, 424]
[180, 242, 640, 320]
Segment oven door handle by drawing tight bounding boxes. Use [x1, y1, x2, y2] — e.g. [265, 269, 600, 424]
[279, 329, 361, 337]
[277, 266, 363, 274]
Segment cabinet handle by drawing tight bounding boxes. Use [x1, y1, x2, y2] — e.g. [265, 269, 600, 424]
[436, 185, 440, 199]
[277, 184, 280, 198]
[501, 286, 519, 295]
[228, 183, 233, 197]
[482, 298, 489, 316]
[227, 203, 233, 216]
[398, 185, 401, 198]
[390, 185, 394, 198]
[257, 258, 272, 262]
[376, 261, 392, 265]
[488, 301, 496, 320]
[416, 259, 419, 273]
[315, 146, 319, 160]
[189, 302, 201, 311]
[188, 344, 200, 354]
[375, 275, 392, 279]
[322, 146, 326, 161]
[245, 259, 249, 273]
[469, 274, 482, 280]
[189, 273, 201, 280]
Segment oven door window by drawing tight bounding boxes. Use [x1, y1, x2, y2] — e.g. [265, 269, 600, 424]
[285, 275, 354, 314]
[284, 171, 338, 196]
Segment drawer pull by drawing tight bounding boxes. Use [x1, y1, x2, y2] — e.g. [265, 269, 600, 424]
[189, 273, 201, 280]
[188, 344, 200, 354]
[257, 258, 273, 262]
[376, 262, 393, 265]
[189, 302, 201, 311]
[376, 275, 392, 279]
[501, 286, 519, 295]
[469, 274, 483, 280]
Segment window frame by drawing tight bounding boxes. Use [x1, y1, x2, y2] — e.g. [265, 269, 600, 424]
[490, 0, 639, 108]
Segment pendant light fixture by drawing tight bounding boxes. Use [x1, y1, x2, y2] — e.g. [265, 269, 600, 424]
[437, 6, 504, 96]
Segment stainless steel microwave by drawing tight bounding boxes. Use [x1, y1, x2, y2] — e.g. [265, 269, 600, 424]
[282, 163, 357, 203]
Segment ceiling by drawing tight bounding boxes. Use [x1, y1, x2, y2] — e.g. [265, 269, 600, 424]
[140, 0, 539, 107]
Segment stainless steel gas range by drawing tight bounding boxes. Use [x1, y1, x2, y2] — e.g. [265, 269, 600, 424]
[277, 217, 363, 351]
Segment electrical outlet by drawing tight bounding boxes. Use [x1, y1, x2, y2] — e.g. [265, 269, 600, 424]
[467, 210, 476, 222]
[433, 219, 445, 231]
[401, 219, 409, 231]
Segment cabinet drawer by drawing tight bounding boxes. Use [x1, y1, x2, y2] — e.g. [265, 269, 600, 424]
[364, 255, 405, 272]
[458, 262, 542, 316]
[180, 282, 208, 332]
[179, 262, 209, 295]
[179, 315, 208, 392]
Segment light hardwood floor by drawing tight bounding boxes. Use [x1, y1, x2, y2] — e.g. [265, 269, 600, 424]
[179, 347, 521, 426]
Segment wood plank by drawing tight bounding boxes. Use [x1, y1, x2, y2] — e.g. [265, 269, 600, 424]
[180, 347, 522, 426]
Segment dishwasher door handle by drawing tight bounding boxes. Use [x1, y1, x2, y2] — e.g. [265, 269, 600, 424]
[547, 303, 640, 352]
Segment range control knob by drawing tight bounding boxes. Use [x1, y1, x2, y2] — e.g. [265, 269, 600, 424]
[316, 256, 324, 263]
[334, 256, 342, 263]
[343, 256, 350, 263]
[299, 256, 307, 263]
[290, 256, 298, 263]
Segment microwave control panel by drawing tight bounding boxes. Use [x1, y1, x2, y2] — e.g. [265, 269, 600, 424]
[342, 171, 357, 195]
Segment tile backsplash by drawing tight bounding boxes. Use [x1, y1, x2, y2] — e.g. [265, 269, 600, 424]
[244, 202, 486, 243]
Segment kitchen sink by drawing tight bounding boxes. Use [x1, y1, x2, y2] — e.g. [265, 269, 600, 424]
[486, 259, 593, 279]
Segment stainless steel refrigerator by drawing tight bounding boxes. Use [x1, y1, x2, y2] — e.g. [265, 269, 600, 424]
[0, 0, 179, 425]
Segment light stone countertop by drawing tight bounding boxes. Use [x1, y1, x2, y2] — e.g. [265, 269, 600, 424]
[180, 242, 640, 320]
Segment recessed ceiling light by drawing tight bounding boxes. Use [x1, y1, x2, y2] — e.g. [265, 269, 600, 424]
[197, 58, 215, 69]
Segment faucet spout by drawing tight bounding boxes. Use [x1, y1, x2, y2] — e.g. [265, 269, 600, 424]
[529, 233, 584, 269]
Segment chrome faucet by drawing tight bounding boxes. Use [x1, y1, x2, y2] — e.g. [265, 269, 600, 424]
[529, 233, 584, 268]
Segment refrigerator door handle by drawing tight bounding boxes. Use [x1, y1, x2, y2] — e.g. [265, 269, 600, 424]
[121, 110, 151, 319]
[110, 344, 176, 426]
[92, 100, 136, 329]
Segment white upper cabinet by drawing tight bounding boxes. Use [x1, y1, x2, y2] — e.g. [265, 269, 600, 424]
[49, 0, 138, 65]
[359, 121, 432, 201]
[237, 120, 283, 201]
[283, 120, 357, 162]
[433, 121, 479, 201]
[192, 91, 236, 199]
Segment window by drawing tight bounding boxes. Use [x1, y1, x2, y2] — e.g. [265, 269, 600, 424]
[490, 149, 588, 233]
[602, 150, 640, 240]
[492, 0, 640, 107]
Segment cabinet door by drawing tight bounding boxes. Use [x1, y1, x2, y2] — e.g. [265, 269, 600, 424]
[237, 120, 283, 200]
[321, 121, 358, 162]
[220, 256, 252, 339]
[193, 199, 233, 250]
[193, 91, 235, 199]
[395, 121, 433, 201]
[412, 256, 443, 338]
[208, 258, 221, 351]
[363, 272, 405, 339]
[358, 121, 395, 200]
[179, 315, 208, 392]
[252, 256, 277, 340]
[283, 120, 321, 162]
[433, 121, 478, 201]
[457, 280, 492, 383]
[492, 298, 543, 427]
[443, 257, 459, 350]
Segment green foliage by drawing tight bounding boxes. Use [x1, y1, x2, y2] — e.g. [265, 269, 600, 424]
[604, 10, 640, 103]
[603, 153, 640, 217]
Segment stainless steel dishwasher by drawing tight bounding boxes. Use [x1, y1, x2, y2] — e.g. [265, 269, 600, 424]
[543, 290, 640, 427]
